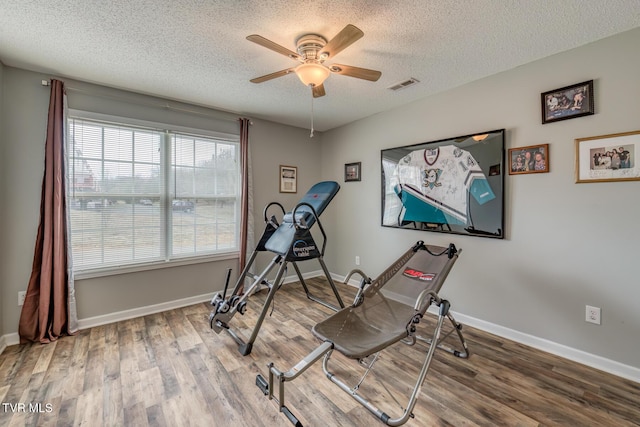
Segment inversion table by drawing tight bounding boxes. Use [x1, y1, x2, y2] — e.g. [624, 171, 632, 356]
[256, 241, 469, 426]
[209, 181, 345, 356]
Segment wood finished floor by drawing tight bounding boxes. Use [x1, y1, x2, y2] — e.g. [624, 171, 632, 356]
[1, 278, 639, 426]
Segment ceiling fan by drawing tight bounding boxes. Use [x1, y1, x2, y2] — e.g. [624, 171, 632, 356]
[247, 24, 382, 98]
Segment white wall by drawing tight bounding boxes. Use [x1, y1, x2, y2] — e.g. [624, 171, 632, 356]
[321, 28, 640, 371]
[0, 66, 323, 336]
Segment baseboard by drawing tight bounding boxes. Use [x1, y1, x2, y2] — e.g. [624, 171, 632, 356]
[451, 311, 640, 383]
[333, 272, 640, 383]
[4, 270, 638, 384]
[78, 292, 217, 330]
[0, 332, 20, 354]
[283, 269, 323, 284]
[0, 292, 222, 353]
[78, 270, 323, 330]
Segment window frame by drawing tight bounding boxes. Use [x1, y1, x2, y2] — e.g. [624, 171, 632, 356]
[67, 110, 241, 279]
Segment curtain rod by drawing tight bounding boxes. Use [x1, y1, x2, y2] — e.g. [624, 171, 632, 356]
[42, 78, 251, 124]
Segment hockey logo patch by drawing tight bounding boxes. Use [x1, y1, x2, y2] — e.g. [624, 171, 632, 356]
[422, 168, 442, 189]
[403, 268, 436, 281]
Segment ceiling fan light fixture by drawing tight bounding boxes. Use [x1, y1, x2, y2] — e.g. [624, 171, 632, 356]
[295, 63, 330, 87]
[472, 134, 489, 142]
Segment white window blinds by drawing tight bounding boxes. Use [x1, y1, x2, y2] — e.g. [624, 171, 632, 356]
[67, 117, 240, 272]
[171, 134, 239, 256]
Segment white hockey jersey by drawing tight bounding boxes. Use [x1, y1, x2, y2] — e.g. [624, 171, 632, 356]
[394, 145, 495, 224]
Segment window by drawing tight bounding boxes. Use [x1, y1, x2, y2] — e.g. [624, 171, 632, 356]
[67, 117, 240, 273]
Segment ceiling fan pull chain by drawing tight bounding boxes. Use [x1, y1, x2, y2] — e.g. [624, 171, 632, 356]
[310, 85, 315, 138]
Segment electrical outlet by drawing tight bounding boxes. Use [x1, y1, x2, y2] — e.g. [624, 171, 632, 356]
[18, 291, 26, 306]
[355, 256, 360, 266]
[586, 305, 601, 325]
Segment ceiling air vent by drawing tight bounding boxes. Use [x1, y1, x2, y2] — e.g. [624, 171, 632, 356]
[387, 78, 420, 91]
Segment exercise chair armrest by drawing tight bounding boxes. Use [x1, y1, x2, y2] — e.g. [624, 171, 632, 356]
[414, 289, 439, 312]
[291, 202, 320, 229]
[344, 269, 372, 285]
[344, 269, 372, 307]
[263, 202, 286, 224]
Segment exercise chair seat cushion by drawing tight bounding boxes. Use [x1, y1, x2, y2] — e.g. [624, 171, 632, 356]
[313, 244, 456, 359]
[313, 296, 415, 359]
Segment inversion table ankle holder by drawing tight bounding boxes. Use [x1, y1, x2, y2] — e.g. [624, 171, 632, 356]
[256, 241, 469, 426]
[209, 181, 345, 356]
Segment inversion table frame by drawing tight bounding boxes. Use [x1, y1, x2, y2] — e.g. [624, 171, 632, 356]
[256, 241, 469, 426]
[209, 181, 345, 356]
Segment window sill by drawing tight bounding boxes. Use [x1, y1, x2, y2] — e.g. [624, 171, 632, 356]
[73, 251, 239, 280]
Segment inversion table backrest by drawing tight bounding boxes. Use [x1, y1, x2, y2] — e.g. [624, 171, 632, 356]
[312, 244, 458, 359]
[265, 181, 340, 256]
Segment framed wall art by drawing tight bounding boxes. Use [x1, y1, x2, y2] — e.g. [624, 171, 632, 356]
[345, 162, 361, 182]
[508, 144, 549, 175]
[575, 130, 640, 183]
[381, 129, 505, 239]
[279, 165, 297, 193]
[541, 80, 594, 124]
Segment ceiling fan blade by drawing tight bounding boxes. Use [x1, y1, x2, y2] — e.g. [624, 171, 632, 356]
[250, 68, 296, 83]
[329, 64, 382, 81]
[320, 24, 364, 59]
[312, 84, 326, 98]
[247, 35, 301, 60]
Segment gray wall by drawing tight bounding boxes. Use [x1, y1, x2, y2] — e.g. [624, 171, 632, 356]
[0, 66, 323, 333]
[320, 28, 640, 369]
[0, 60, 5, 337]
[3, 28, 638, 374]
[247, 118, 324, 272]
[1, 67, 50, 337]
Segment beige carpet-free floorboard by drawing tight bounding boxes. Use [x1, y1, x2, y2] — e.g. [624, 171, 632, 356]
[1, 278, 639, 426]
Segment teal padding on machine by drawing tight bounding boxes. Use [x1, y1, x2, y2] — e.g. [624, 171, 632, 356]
[280, 181, 340, 227]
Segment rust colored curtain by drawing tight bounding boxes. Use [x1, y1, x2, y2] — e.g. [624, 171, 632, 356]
[238, 118, 251, 271]
[237, 118, 255, 294]
[19, 79, 75, 343]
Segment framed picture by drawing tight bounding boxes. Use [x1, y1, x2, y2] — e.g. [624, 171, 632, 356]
[508, 144, 549, 175]
[541, 80, 594, 124]
[345, 162, 361, 182]
[381, 129, 505, 239]
[279, 165, 297, 193]
[575, 130, 640, 183]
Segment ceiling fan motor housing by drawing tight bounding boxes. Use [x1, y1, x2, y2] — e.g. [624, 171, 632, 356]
[296, 34, 327, 61]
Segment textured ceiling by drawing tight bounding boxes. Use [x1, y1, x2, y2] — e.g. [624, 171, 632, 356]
[1, 1, 640, 132]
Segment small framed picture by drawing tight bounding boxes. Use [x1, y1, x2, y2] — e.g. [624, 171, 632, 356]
[508, 144, 549, 175]
[575, 130, 640, 183]
[541, 80, 594, 124]
[279, 165, 297, 193]
[345, 162, 361, 182]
